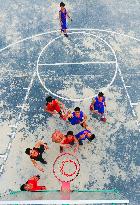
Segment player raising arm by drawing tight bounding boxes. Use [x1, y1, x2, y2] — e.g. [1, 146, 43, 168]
[60, 131, 79, 153]
[25, 140, 49, 173]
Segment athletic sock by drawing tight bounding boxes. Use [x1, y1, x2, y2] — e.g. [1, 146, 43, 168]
[79, 140, 83, 145]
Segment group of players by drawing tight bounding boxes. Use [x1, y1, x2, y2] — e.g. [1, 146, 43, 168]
[20, 92, 106, 191]
[19, 2, 107, 192]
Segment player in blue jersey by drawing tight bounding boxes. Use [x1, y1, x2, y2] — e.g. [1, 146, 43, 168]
[75, 130, 95, 145]
[90, 92, 107, 122]
[67, 107, 88, 129]
[59, 2, 72, 37]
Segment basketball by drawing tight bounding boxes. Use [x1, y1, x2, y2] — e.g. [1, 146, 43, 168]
[52, 130, 64, 143]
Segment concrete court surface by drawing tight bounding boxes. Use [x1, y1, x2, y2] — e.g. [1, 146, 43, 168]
[0, 0, 140, 204]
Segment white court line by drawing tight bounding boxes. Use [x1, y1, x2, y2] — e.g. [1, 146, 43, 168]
[0, 28, 140, 54]
[0, 154, 6, 158]
[0, 28, 140, 174]
[36, 31, 118, 102]
[16, 105, 24, 108]
[9, 125, 17, 128]
[132, 110, 136, 117]
[136, 120, 140, 126]
[117, 63, 137, 116]
[0, 200, 129, 204]
[131, 103, 139, 106]
[0, 71, 36, 174]
[38, 61, 116, 66]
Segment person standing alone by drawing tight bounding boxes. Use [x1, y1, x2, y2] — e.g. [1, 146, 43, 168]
[59, 2, 72, 37]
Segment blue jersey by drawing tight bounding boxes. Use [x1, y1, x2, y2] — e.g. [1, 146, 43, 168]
[69, 111, 84, 125]
[94, 96, 105, 114]
[94, 96, 105, 108]
[59, 9, 67, 30]
[75, 130, 91, 141]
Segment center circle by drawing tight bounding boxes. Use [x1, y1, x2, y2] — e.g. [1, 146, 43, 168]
[37, 31, 118, 102]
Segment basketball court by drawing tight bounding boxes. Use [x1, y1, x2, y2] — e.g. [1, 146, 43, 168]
[0, 1, 140, 204]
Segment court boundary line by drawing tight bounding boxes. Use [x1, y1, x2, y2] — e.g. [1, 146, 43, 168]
[0, 199, 129, 204]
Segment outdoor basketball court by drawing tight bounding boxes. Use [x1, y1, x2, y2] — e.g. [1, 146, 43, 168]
[0, 1, 140, 205]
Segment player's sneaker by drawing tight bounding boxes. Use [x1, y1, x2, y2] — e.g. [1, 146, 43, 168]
[60, 115, 67, 121]
[100, 116, 107, 122]
[64, 33, 68, 37]
[88, 134, 96, 142]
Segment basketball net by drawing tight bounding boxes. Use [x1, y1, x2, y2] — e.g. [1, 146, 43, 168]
[53, 153, 80, 200]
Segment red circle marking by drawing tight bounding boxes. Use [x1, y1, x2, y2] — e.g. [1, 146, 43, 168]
[60, 159, 78, 177]
[53, 153, 80, 183]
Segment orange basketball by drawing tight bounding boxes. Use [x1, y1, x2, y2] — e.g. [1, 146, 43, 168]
[52, 130, 64, 143]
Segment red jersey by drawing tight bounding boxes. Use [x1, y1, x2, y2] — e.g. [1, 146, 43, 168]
[27, 179, 46, 191]
[46, 100, 61, 113]
[61, 136, 75, 145]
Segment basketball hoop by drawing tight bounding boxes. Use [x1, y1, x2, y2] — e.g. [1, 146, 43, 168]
[53, 153, 80, 200]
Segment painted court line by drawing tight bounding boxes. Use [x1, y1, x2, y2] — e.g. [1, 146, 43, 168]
[136, 120, 140, 126]
[9, 125, 17, 128]
[131, 103, 139, 106]
[132, 110, 136, 117]
[0, 71, 36, 174]
[0, 154, 6, 158]
[117, 63, 138, 118]
[16, 105, 23, 108]
[0, 28, 140, 175]
[37, 31, 118, 101]
[0, 200, 129, 204]
[38, 61, 116, 66]
[0, 28, 140, 54]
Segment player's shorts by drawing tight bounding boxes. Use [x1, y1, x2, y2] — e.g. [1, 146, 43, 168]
[61, 20, 67, 31]
[94, 105, 104, 114]
[68, 118, 84, 127]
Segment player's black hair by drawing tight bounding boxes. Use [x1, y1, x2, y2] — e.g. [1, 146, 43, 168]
[46, 96, 54, 103]
[98, 92, 104, 97]
[66, 131, 74, 136]
[25, 148, 31, 155]
[20, 184, 26, 191]
[36, 175, 40, 179]
[74, 107, 80, 112]
[60, 2, 65, 7]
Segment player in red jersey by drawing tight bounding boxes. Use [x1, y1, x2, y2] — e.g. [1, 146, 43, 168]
[52, 130, 79, 153]
[44, 96, 66, 120]
[20, 175, 46, 191]
[60, 131, 79, 153]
